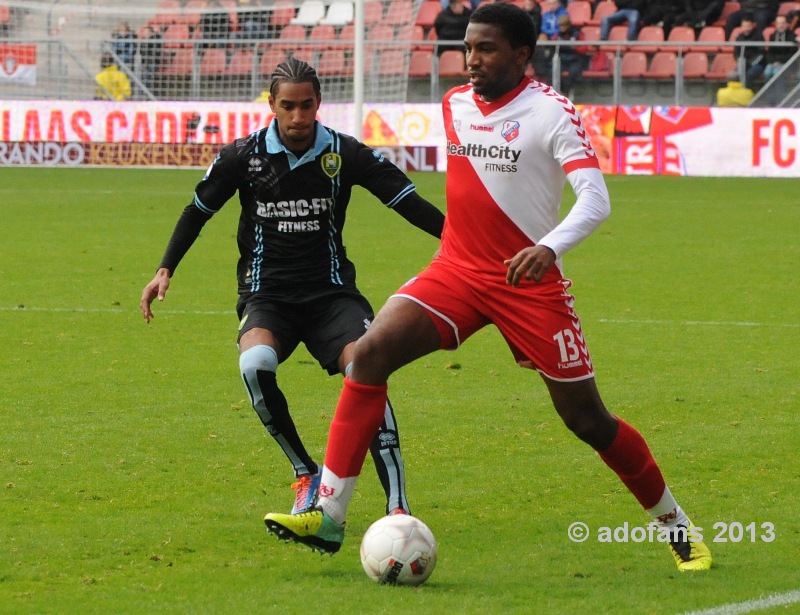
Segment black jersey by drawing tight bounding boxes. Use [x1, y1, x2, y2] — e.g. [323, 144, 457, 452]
[192, 120, 418, 301]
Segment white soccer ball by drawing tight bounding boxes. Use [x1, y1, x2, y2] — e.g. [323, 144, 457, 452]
[360, 514, 438, 586]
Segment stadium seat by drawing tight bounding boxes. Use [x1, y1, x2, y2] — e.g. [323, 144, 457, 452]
[582, 50, 614, 78]
[415, 1, 442, 29]
[635, 25, 664, 54]
[199, 48, 228, 76]
[644, 51, 677, 79]
[438, 49, 467, 77]
[319, 1, 354, 26]
[761, 26, 775, 41]
[682, 51, 709, 79]
[290, 0, 326, 26]
[308, 24, 336, 51]
[620, 50, 647, 77]
[587, 1, 617, 27]
[226, 48, 256, 75]
[364, 0, 385, 26]
[706, 52, 738, 80]
[161, 23, 192, 49]
[162, 47, 195, 75]
[566, 0, 592, 27]
[697, 26, 726, 53]
[384, 0, 414, 27]
[151, 0, 181, 27]
[607, 24, 631, 49]
[408, 49, 433, 77]
[269, 0, 296, 29]
[667, 25, 696, 52]
[274, 23, 307, 53]
[378, 49, 407, 76]
[316, 48, 349, 75]
[778, 2, 800, 16]
[367, 23, 396, 53]
[396, 24, 425, 47]
[258, 48, 288, 75]
[713, 2, 741, 27]
[180, 0, 207, 27]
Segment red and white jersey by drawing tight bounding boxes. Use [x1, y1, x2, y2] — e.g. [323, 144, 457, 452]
[440, 77, 610, 279]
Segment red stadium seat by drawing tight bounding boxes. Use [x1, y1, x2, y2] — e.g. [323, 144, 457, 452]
[307, 23, 336, 51]
[273, 23, 307, 53]
[162, 47, 195, 75]
[316, 48, 349, 75]
[199, 48, 228, 76]
[384, 0, 414, 27]
[378, 49, 407, 75]
[415, 1, 442, 28]
[620, 50, 647, 77]
[408, 49, 433, 77]
[644, 51, 677, 79]
[567, 0, 592, 27]
[713, 2, 741, 27]
[706, 52, 738, 80]
[364, 0, 385, 26]
[588, 1, 617, 26]
[697, 26, 727, 53]
[270, 0, 296, 29]
[682, 51, 709, 79]
[226, 49, 255, 75]
[438, 49, 467, 77]
[667, 25, 696, 52]
[258, 48, 288, 75]
[635, 25, 664, 54]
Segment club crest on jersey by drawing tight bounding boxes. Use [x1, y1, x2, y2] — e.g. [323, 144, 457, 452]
[248, 157, 262, 172]
[321, 153, 342, 178]
[501, 120, 520, 143]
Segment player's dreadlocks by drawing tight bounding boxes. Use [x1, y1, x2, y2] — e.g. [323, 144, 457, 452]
[269, 57, 322, 100]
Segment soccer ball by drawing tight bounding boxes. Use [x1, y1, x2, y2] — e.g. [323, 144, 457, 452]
[360, 514, 438, 586]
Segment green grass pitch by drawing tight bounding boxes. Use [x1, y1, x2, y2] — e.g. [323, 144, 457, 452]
[2, 168, 799, 614]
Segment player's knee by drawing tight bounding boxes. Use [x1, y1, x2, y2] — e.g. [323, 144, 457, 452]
[352, 333, 393, 381]
[239, 344, 279, 380]
[560, 404, 616, 449]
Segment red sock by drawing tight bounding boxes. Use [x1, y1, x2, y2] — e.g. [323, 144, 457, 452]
[324, 377, 388, 478]
[597, 418, 666, 510]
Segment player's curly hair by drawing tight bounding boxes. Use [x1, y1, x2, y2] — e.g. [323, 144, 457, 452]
[269, 57, 321, 100]
[470, 2, 538, 62]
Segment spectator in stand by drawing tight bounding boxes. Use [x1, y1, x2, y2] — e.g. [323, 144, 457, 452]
[552, 13, 591, 96]
[641, 0, 682, 38]
[724, 0, 779, 39]
[731, 14, 765, 89]
[600, 0, 646, 41]
[749, 14, 800, 81]
[95, 52, 131, 101]
[540, 0, 568, 39]
[673, 0, 724, 31]
[110, 21, 137, 67]
[238, 0, 270, 40]
[138, 25, 162, 94]
[534, 0, 568, 79]
[199, 0, 232, 50]
[522, 0, 542, 37]
[434, 0, 473, 56]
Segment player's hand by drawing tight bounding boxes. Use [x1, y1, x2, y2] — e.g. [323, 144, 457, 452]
[140, 268, 171, 323]
[504, 245, 556, 286]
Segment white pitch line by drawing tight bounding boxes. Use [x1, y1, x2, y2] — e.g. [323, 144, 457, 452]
[3, 308, 798, 329]
[680, 589, 800, 615]
[0, 306, 233, 315]
[597, 318, 800, 329]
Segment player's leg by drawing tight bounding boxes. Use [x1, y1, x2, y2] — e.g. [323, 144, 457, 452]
[491, 277, 711, 571]
[368, 396, 411, 515]
[237, 300, 320, 514]
[543, 377, 711, 571]
[264, 296, 441, 552]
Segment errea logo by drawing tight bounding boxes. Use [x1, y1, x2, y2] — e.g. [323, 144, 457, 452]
[248, 157, 262, 172]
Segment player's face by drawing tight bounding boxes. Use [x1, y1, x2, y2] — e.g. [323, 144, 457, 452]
[464, 22, 530, 102]
[269, 81, 321, 151]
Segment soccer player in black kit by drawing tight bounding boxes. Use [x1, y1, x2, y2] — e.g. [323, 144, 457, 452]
[140, 58, 444, 518]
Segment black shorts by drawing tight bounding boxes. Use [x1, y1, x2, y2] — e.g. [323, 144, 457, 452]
[236, 292, 374, 375]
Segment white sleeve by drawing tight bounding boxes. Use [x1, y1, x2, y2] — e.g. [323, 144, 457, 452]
[537, 166, 610, 258]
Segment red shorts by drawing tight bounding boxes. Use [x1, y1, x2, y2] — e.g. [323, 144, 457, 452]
[392, 258, 595, 382]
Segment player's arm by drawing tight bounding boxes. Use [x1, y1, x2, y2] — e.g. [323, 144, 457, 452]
[140, 204, 213, 322]
[505, 167, 609, 286]
[140, 146, 238, 322]
[392, 192, 445, 239]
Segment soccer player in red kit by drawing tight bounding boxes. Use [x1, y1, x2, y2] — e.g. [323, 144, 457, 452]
[265, 3, 712, 572]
